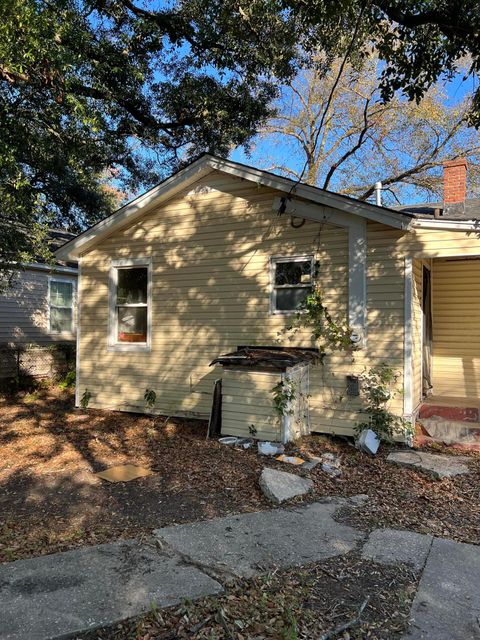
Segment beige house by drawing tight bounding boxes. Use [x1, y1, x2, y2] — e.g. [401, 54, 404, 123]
[56, 155, 480, 440]
[0, 230, 77, 380]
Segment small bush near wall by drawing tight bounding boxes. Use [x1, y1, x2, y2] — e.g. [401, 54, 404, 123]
[0, 343, 75, 391]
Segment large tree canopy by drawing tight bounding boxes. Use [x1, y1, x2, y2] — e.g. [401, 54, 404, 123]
[1, 0, 480, 276]
[0, 0, 299, 238]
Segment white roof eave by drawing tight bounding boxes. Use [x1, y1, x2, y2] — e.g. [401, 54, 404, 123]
[55, 154, 412, 261]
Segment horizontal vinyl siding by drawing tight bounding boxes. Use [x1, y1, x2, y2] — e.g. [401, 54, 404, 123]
[369, 223, 480, 412]
[80, 171, 361, 432]
[221, 370, 281, 440]
[0, 269, 76, 344]
[432, 258, 480, 397]
[79, 175, 480, 435]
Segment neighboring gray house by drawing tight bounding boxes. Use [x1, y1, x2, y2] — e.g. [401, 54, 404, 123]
[0, 230, 77, 380]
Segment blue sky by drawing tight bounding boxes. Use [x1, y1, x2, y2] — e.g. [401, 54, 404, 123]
[230, 66, 479, 206]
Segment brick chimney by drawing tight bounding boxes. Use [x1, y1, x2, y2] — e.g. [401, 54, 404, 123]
[443, 158, 467, 217]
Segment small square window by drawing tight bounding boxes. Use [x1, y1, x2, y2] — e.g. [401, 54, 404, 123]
[271, 256, 314, 314]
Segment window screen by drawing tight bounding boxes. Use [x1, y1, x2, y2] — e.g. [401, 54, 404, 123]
[272, 257, 313, 312]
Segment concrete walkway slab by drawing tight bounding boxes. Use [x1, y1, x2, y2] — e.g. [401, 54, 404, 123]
[387, 450, 471, 479]
[0, 540, 222, 640]
[403, 537, 480, 640]
[154, 501, 364, 580]
[2, 500, 480, 640]
[362, 529, 433, 571]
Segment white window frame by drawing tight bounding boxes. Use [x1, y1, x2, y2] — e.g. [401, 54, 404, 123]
[108, 257, 152, 352]
[48, 276, 76, 335]
[270, 255, 315, 316]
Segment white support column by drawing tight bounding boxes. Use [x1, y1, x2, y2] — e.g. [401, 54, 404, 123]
[403, 256, 413, 422]
[348, 220, 367, 347]
[74, 259, 81, 408]
[273, 196, 368, 347]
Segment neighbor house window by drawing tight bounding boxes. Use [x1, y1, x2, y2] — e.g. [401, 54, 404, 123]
[109, 259, 151, 349]
[49, 279, 74, 333]
[271, 256, 314, 313]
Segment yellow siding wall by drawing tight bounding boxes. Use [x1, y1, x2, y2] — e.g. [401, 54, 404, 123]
[78, 170, 480, 436]
[392, 228, 480, 404]
[405, 227, 480, 259]
[432, 258, 480, 398]
[79, 172, 410, 437]
[222, 369, 282, 441]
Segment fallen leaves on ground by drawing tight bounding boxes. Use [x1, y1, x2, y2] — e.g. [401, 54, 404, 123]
[0, 388, 479, 565]
[0, 388, 265, 563]
[295, 435, 480, 545]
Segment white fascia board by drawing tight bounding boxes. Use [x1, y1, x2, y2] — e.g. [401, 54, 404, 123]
[213, 157, 412, 230]
[56, 154, 412, 261]
[412, 218, 480, 231]
[21, 262, 78, 275]
[55, 160, 215, 261]
[273, 196, 361, 230]
[275, 196, 367, 344]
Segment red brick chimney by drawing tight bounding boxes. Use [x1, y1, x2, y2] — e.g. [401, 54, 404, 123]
[443, 158, 467, 213]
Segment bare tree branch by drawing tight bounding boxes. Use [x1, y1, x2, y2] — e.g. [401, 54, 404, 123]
[322, 96, 372, 190]
[260, 54, 480, 203]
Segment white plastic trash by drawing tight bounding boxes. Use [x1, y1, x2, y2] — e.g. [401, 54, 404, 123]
[357, 429, 380, 455]
[258, 441, 285, 456]
[235, 437, 253, 449]
[219, 436, 240, 446]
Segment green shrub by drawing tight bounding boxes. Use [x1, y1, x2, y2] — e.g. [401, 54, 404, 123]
[59, 370, 76, 389]
[355, 363, 412, 442]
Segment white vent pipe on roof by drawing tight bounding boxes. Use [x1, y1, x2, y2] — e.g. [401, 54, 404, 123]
[374, 181, 382, 207]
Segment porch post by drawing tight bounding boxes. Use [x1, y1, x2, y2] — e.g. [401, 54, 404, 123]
[403, 256, 413, 422]
[348, 219, 367, 347]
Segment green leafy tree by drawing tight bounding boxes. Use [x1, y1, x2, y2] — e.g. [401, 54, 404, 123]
[2, 0, 480, 279]
[0, 0, 302, 276]
[281, 0, 480, 125]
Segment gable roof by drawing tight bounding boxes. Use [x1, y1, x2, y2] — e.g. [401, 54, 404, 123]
[55, 154, 413, 261]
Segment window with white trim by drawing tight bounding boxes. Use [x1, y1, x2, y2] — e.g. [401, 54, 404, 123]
[271, 256, 314, 313]
[49, 279, 74, 333]
[109, 260, 151, 349]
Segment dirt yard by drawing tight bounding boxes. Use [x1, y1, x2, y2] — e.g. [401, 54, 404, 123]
[0, 388, 479, 564]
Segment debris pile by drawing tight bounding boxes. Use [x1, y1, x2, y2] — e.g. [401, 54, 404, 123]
[321, 452, 342, 477]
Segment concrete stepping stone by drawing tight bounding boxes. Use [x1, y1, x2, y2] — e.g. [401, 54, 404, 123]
[0, 540, 222, 640]
[387, 450, 470, 479]
[154, 501, 364, 580]
[259, 467, 313, 503]
[362, 528, 433, 571]
[420, 419, 480, 446]
[403, 537, 480, 639]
